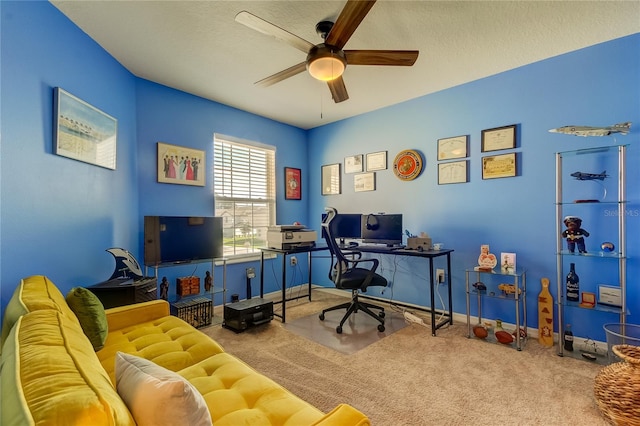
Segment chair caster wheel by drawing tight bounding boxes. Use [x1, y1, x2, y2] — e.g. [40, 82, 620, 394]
[336, 326, 343, 334]
[319, 313, 325, 321]
[378, 324, 385, 332]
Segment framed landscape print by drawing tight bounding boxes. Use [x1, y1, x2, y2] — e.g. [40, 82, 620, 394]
[54, 87, 117, 169]
[157, 142, 206, 186]
[284, 167, 301, 200]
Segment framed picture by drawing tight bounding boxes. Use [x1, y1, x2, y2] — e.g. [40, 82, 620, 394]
[481, 124, 517, 152]
[344, 154, 363, 173]
[157, 142, 206, 186]
[284, 167, 301, 200]
[437, 135, 468, 160]
[354, 172, 375, 192]
[366, 151, 387, 171]
[438, 160, 468, 185]
[482, 152, 517, 179]
[54, 87, 117, 170]
[321, 163, 341, 195]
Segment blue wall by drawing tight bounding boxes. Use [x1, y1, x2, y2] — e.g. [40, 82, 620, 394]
[1, 1, 638, 341]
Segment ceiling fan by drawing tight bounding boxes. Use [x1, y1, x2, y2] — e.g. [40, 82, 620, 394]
[235, 0, 419, 103]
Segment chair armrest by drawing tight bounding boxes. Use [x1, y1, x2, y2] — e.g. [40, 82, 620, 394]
[105, 300, 170, 330]
[311, 404, 370, 426]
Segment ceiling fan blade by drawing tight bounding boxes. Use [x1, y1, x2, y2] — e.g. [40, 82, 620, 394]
[345, 50, 419, 66]
[325, 0, 376, 50]
[235, 11, 314, 54]
[327, 77, 349, 103]
[255, 62, 307, 87]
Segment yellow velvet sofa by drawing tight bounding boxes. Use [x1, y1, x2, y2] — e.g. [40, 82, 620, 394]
[0, 275, 369, 426]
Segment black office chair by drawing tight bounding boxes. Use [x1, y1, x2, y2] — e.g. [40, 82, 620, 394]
[319, 207, 387, 333]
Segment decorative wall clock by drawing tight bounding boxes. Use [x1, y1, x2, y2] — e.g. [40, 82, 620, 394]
[393, 149, 423, 181]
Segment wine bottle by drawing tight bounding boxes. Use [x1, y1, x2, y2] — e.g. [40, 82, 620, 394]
[566, 263, 579, 302]
[563, 324, 574, 351]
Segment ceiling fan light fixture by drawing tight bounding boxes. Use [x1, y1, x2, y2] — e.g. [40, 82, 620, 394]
[307, 45, 346, 82]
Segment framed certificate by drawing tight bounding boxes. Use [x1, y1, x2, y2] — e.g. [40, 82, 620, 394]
[482, 153, 517, 179]
[354, 172, 375, 192]
[438, 160, 468, 184]
[481, 124, 517, 152]
[437, 135, 468, 160]
[366, 151, 387, 171]
[344, 154, 363, 173]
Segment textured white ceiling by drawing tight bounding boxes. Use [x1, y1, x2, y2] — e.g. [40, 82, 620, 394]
[51, 1, 640, 130]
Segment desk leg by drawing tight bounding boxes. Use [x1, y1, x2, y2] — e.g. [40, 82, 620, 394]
[429, 259, 436, 336]
[307, 251, 313, 301]
[281, 254, 287, 323]
[447, 253, 453, 326]
[260, 251, 265, 298]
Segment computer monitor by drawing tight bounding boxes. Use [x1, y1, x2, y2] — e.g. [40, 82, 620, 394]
[321, 213, 362, 243]
[361, 214, 403, 246]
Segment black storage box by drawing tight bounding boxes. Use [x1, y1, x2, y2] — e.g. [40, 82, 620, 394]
[223, 298, 273, 333]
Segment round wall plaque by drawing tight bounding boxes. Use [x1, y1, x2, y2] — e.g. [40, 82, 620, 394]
[393, 149, 423, 181]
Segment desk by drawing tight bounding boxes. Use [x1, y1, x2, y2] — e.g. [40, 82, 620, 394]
[355, 246, 454, 336]
[260, 245, 329, 323]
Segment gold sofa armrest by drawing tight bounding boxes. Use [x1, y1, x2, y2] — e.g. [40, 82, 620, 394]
[105, 300, 169, 330]
[311, 404, 370, 426]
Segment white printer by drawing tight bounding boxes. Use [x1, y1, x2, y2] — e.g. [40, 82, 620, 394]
[267, 225, 317, 250]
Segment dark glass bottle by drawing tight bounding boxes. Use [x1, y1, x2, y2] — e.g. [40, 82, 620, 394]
[563, 324, 574, 351]
[566, 263, 580, 302]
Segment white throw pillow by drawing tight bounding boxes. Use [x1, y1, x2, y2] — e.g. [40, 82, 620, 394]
[114, 352, 212, 426]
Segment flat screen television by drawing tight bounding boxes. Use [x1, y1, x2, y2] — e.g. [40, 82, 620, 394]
[321, 213, 362, 243]
[144, 216, 223, 265]
[361, 214, 403, 246]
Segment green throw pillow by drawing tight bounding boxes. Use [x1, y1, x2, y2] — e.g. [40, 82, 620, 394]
[65, 287, 108, 351]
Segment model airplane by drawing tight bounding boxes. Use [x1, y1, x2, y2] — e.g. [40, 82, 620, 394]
[571, 171, 608, 181]
[548, 122, 631, 137]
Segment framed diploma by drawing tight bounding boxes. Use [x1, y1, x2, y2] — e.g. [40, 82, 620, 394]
[437, 135, 468, 160]
[482, 153, 517, 179]
[481, 124, 517, 152]
[344, 154, 363, 173]
[284, 167, 301, 200]
[366, 151, 387, 171]
[354, 172, 375, 192]
[438, 160, 468, 185]
[321, 163, 341, 195]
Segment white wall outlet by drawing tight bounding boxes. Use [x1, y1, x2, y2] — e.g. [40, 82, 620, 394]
[436, 268, 445, 284]
[290, 256, 297, 266]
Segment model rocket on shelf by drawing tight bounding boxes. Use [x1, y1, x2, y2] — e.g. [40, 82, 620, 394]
[548, 122, 631, 137]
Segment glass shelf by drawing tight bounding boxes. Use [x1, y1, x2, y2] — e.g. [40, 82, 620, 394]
[557, 250, 624, 259]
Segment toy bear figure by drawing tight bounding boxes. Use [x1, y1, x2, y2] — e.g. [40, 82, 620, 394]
[562, 216, 589, 253]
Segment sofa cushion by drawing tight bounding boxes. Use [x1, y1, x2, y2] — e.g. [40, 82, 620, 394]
[178, 353, 326, 426]
[115, 352, 212, 426]
[0, 309, 134, 426]
[98, 313, 225, 384]
[66, 287, 108, 351]
[1, 275, 79, 348]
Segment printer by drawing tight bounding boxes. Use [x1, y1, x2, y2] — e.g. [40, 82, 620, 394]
[267, 225, 317, 250]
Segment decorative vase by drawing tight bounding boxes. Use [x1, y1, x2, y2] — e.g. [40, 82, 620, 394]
[593, 344, 640, 425]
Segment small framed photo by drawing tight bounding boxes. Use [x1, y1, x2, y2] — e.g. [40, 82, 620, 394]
[284, 167, 301, 200]
[157, 142, 206, 186]
[500, 252, 517, 274]
[481, 124, 517, 152]
[482, 152, 517, 179]
[438, 160, 468, 185]
[437, 135, 468, 160]
[344, 154, 363, 173]
[321, 163, 341, 195]
[354, 172, 375, 192]
[366, 151, 387, 171]
[54, 87, 118, 170]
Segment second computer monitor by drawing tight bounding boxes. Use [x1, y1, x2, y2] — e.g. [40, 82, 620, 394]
[361, 214, 403, 246]
[322, 213, 362, 243]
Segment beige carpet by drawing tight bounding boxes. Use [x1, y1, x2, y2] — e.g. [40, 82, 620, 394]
[203, 291, 608, 425]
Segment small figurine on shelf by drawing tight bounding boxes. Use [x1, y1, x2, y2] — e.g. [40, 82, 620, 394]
[160, 276, 169, 300]
[476, 244, 497, 271]
[562, 216, 589, 253]
[204, 271, 212, 292]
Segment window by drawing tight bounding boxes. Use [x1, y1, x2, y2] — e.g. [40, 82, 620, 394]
[213, 134, 276, 258]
